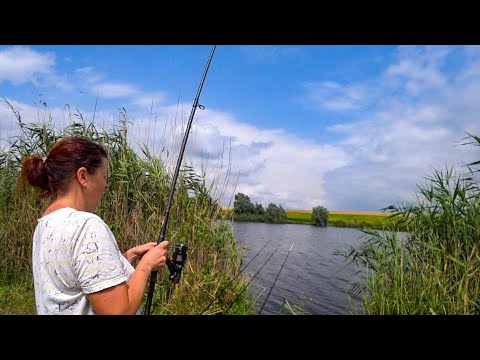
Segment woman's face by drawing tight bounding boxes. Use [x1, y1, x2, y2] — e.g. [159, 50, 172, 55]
[86, 157, 109, 211]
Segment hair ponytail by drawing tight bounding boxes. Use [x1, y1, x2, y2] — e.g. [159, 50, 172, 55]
[21, 156, 51, 196]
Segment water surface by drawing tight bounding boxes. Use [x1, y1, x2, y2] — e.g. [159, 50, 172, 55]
[232, 222, 369, 315]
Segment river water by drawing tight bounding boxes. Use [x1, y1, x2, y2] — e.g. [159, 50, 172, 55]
[232, 222, 369, 315]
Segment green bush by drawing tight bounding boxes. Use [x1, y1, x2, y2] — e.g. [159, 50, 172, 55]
[312, 206, 328, 227]
[264, 203, 287, 223]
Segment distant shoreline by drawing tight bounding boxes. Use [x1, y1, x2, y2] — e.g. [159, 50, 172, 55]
[222, 207, 393, 229]
[222, 207, 388, 216]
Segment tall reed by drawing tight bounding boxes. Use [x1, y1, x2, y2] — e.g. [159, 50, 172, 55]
[341, 134, 480, 314]
[0, 99, 253, 314]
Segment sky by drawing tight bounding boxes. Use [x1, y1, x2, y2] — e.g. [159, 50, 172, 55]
[0, 45, 479, 211]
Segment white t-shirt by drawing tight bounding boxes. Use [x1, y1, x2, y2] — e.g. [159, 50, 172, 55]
[32, 207, 141, 315]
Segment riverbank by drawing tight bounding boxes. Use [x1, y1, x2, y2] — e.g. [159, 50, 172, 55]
[223, 208, 394, 229]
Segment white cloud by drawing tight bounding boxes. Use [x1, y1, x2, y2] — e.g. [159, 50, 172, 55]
[0, 46, 55, 86]
[92, 82, 140, 99]
[74, 66, 105, 85]
[384, 46, 449, 96]
[0, 95, 348, 211]
[122, 105, 350, 210]
[320, 46, 480, 211]
[73, 67, 168, 110]
[131, 92, 168, 108]
[300, 81, 370, 111]
[123, 59, 480, 210]
[0, 47, 168, 108]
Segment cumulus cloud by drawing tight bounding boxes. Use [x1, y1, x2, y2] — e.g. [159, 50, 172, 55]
[0, 46, 72, 92]
[319, 46, 480, 211]
[300, 81, 370, 112]
[131, 92, 168, 108]
[124, 105, 350, 209]
[0, 46, 55, 85]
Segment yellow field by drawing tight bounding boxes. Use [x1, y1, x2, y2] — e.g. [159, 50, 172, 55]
[323, 210, 386, 216]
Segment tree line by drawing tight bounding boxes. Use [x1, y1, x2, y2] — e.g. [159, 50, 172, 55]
[233, 193, 329, 226]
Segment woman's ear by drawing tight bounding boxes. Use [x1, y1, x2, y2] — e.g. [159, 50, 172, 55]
[76, 167, 88, 187]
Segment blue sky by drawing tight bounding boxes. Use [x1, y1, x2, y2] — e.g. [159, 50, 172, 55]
[1, 45, 479, 211]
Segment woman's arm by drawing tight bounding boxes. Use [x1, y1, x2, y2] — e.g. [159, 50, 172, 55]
[87, 241, 169, 315]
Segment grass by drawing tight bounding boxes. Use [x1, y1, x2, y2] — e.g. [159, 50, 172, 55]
[0, 277, 35, 315]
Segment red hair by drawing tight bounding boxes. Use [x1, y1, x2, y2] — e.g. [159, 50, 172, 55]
[21, 136, 107, 197]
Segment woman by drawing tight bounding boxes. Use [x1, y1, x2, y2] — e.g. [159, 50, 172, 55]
[21, 136, 168, 315]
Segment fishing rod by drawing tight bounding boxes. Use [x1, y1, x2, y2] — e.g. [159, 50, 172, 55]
[223, 244, 281, 315]
[258, 241, 294, 314]
[200, 237, 276, 315]
[144, 45, 217, 315]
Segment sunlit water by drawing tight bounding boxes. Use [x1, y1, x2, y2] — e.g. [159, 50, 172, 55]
[232, 222, 369, 315]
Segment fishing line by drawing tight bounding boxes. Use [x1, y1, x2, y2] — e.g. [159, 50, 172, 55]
[200, 237, 276, 315]
[223, 243, 281, 315]
[258, 241, 294, 314]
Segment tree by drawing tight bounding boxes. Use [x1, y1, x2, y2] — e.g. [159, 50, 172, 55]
[265, 203, 287, 223]
[312, 206, 329, 227]
[233, 193, 255, 214]
[254, 203, 265, 215]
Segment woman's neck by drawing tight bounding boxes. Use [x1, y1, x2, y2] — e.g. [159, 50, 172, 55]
[42, 191, 85, 217]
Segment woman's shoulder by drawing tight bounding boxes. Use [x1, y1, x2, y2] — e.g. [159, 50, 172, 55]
[67, 210, 113, 238]
[72, 209, 107, 226]
[40, 207, 106, 227]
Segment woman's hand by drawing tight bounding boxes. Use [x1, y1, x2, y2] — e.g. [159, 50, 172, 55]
[140, 241, 169, 272]
[124, 242, 158, 264]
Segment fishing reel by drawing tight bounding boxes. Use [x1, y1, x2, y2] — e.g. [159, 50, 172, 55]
[166, 244, 188, 284]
